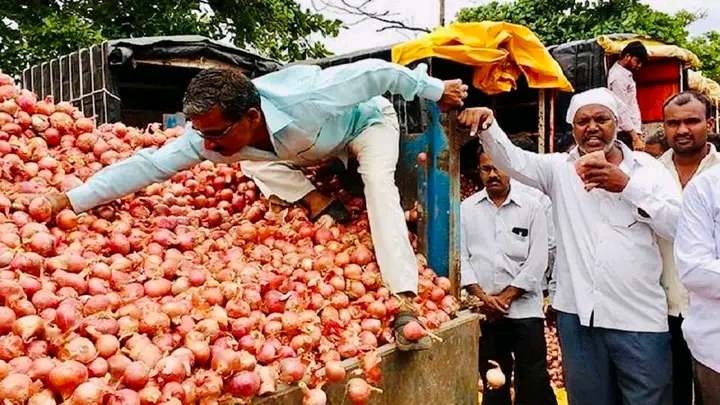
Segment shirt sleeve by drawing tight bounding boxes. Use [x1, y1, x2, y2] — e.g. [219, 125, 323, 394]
[478, 121, 555, 194]
[543, 196, 557, 292]
[460, 207, 479, 287]
[67, 127, 208, 212]
[675, 178, 720, 300]
[511, 204, 549, 292]
[274, 59, 444, 112]
[620, 159, 682, 240]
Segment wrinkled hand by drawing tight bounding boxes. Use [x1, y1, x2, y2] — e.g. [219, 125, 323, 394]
[496, 286, 523, 309]
[439, 79, 468, 111]
[580, 161, 630, 193]
[458, 107, 494, 137]
[482, 295, 509, 315]
[45, 192, 71, 216]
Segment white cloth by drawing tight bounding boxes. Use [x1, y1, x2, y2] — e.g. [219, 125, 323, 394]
[239, 161, 315, 203]
[479, 121, 682, 332]
[674, 164, 720, 373]
[658, 144, 720, 317]
[608, 62, 643, 134]
[461, 180, 549, 319]
[565, 87, 623, 124]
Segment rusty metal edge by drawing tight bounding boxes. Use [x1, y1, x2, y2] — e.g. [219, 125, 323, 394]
[252, 311, 481, 403]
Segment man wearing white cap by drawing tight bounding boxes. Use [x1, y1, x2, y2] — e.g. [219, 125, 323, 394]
[459, 88, 681, 405]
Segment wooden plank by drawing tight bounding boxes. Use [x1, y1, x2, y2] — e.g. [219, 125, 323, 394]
[253, 311, 480, 405]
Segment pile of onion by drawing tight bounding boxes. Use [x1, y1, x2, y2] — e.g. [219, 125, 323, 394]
[0, 76, 460, 403]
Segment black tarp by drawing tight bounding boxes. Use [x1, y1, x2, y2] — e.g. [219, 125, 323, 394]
[21, 36, 281, 125]
[106, 36, 281, 77]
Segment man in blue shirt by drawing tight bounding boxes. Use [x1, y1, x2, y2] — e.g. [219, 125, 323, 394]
[46, 59, 467, 349]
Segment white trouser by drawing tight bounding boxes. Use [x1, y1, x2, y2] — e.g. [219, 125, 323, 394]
[240, 106, 418, 294]
[240, 161, 315, 203]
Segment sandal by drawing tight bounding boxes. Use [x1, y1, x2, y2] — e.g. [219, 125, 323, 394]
[310, 199, 351, 224]
[393, 309, 432, 352]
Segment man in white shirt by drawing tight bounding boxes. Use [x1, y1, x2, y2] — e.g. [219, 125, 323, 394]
[461, 149, 556, 405]
[459, 87, 681, 405]
[608, 41, 648, 151]
[658, 91, 719, 405]
[674, 164, 720, 404]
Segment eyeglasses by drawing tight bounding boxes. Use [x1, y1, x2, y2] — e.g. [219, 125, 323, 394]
[197, 121, 237, 140]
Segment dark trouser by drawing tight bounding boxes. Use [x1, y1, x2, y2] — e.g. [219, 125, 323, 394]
[668, 316, 698, 405]
[556, 311, 672, 405]
[693, 358, 720, 404]
[479, 317, 557, 405]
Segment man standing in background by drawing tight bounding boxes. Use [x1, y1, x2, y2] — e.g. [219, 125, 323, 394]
[608, 41, 648, 151]
[461, 148, 557, 405]
[658, 91, 719, 405]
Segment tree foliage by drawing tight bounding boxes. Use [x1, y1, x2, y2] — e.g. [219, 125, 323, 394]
[457, 0, 720, 82]
[0, 0, 341, 76]
[687, 32, 720, 82]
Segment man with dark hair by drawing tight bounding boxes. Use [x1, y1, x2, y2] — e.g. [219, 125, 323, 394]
[44, 60, 468, 349]
[608, 40, 649, 151]
[462, 148, 556, 405]
[658, 90, 719, 405]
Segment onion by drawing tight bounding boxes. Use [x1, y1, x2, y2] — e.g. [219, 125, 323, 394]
[486, 360, 506, 389]
[59, 336, 97, 364]
[109, 389, 141, 405]
[324, 360, 346, 382]
[278, 357, 306, 383]
[347, 378, 381, 404]
[13, 315, 44, 342]
[402, 320, 427, 341]
[0, 373, 37, 403]
[48, 360, 88, 398]
[123, 361, 149, 388]
[227, 370, 261, 398]
[28, 196, 52, 222]
[87, 357, 108, 377]
[0, 306, 16, 333]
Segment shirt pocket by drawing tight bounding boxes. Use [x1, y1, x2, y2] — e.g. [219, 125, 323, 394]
[503, 231, 530, 262]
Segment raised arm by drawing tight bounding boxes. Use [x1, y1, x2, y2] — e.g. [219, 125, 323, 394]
[459, 107, 556, 194]
[255, 59, 466, 114]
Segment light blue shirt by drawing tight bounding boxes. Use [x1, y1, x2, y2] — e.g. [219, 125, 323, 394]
[67, 59, 445, 212]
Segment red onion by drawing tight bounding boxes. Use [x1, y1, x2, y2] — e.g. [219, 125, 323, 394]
[48, 360, 88, 399]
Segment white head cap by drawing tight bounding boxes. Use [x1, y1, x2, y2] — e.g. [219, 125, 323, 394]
[566, 88, 626, 124]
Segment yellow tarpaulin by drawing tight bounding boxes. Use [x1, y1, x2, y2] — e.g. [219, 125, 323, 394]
[596, 35, 701, 68]
[689, 70, 720, 104]
[391, 22, 573, 95]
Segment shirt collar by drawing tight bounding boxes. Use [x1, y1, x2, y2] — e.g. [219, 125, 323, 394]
[614, 61, 633, 77]
[476, 182, 523, 208]
[260, 96, 293, 135]
[660, 143, 720, 170]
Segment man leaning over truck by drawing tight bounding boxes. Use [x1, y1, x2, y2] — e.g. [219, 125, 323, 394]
[44, 60, 468, 350]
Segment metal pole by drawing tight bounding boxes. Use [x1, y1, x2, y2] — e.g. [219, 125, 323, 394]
[439, 0, 446, 26]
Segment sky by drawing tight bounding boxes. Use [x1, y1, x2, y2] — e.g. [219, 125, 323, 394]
[296, 0, 720, 54]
